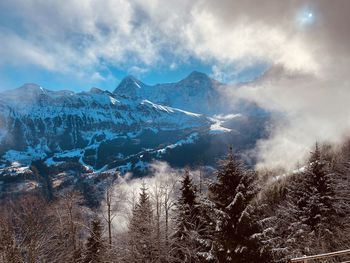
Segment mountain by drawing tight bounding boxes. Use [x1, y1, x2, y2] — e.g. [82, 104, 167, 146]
[0, 83, 212, 168]
[0, 72, 270, 176]
[113, 71, 226, 114]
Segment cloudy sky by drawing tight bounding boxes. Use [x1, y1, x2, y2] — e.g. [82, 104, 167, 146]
[1, 0, 349, 169]
[0, 0, 317, 91]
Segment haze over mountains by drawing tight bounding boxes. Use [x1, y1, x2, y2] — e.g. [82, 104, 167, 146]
[0, 72, 269, 174]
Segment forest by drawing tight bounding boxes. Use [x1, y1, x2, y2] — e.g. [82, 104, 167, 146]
[0, 141, 349, 263]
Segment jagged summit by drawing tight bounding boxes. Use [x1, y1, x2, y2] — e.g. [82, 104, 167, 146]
[110, 71, 225, 114]
[185, 71, 211, 80]
[16, 83, 47, 93]
[115, 71, 212, 93]
[178, 71, 218, 90]
[113, 75, 146, 98]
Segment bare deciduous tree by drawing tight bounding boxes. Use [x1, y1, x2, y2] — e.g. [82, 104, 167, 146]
[101, 176, 127, 247]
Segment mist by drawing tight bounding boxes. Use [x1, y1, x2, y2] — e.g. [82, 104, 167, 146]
[106, 161, 197, 233]
[207, 0, 350, 170]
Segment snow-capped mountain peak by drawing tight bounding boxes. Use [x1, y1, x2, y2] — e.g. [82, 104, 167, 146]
[113, 75, 146, 98]
[0, 83, 49, 104]
[112, 71, 227, 114]
[183, 71, 212, 83]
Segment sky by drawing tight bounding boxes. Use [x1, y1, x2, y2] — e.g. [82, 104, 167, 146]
[0, 0, 277, 91]
[1, 0, 350, 169]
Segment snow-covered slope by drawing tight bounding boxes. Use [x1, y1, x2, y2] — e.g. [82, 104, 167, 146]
[0, 83, 209, 130]
[0, 72, 270, 174]
[0, 83, 212, 168]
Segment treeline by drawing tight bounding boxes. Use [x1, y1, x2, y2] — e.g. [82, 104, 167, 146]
[1, 143, 350, 262]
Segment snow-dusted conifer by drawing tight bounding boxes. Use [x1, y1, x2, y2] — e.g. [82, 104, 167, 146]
[209, 148, 271, 263]
[265, 143, 343, 261]
[128, 182, 155, 262]
[172, 169, 200, 262]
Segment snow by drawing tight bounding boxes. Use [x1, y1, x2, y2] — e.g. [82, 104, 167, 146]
[213, 113, 241, 120]
[14, 180, 39, 192]
[142, 100, 175, 113]
[141, 99, 203, 118]
[109, 96, 119, 105]
[3, 146, 47, 166]
[79, 155, 93, 172]
[209, 118, 231, 134]
[209, 114, 241, 134]
[157, 132, 199, 155]
[133, 80, 141, 89]
[0, 78, 214, 170]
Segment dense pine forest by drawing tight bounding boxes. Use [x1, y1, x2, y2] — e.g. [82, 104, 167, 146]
[1, 141, 349, 263]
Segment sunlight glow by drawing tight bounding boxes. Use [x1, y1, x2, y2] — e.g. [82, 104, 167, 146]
[297, 8, 315, 27]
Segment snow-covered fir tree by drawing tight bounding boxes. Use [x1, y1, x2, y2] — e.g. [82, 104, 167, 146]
[208, 148, 271, 263]
[172, 169, 200, 262]
[264, 143, 346, 262]
[128, 182, 155, 262]
[302, 144, 336, 231]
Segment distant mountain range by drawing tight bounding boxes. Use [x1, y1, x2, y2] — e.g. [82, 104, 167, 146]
[0, 72, 270, 175]
[114, 71, 226, 114]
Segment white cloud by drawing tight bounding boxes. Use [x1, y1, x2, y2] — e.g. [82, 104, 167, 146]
[0, 0, 319, 78]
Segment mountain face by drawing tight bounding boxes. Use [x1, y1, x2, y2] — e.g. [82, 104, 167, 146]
[113, 71, 227, 115]
[0, 72, 270, 175]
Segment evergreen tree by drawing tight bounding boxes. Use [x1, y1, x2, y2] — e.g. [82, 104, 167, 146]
[84, 218, 104, 263]
[76, 176, 100, 208]
[30, 160, 54, 201]
[172, 170, 200, 262]
[302, 143, 335, 231]
[128, 182, 155, 262]
[291, 144, 337, 252]
[265, 143, 342, 262]
[209, 148, 270, 263]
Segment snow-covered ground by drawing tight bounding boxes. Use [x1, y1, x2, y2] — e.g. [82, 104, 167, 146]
[157, 132, 199, 155]
[209, 114, 241, 134]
